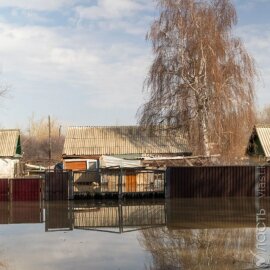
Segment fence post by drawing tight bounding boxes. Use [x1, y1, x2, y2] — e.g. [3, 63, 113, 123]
[118, 168, 123, 200]
[9, 178, 12, 202]
[118, 202, 123, 233]
[45, 172, 49, 201]
[165, 168, 171, 199]
[68, 171, 74, 200]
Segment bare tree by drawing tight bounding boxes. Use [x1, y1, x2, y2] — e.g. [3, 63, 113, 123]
[138, 0, 256, 157]
[21, 115, 64, 166]
[0, 84, 8, 104]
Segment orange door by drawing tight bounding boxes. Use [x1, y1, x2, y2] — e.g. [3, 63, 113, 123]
[126, 173, 136, 192]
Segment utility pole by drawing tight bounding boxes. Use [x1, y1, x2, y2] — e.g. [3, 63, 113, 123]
[59, 125, 62, 137]
[48, 115, 52, 168]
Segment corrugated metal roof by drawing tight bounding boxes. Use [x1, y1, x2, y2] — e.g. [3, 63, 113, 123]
[255, 124, 270, 157]
[0, 129, 20, 157]
[63, 126, 191, 157]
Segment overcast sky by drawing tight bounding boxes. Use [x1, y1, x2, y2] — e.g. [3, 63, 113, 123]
[0, 0, 269, 130]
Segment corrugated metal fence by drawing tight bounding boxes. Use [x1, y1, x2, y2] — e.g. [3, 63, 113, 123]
[0, 180, 9, 201]
[12, 178, 42, 201]
[0, 178, 42, 201]
[166, 166, 270, 198]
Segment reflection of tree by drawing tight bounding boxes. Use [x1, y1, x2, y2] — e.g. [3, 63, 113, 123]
[140, 227, 255, 270]
[0, 258, 8, 270]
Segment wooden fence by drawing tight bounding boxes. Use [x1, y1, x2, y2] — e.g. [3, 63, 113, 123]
[0, 178, 42, 201]
[166, 166, 269, 198]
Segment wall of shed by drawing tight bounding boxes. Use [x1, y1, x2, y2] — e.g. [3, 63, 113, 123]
[0, 159, 20, 178]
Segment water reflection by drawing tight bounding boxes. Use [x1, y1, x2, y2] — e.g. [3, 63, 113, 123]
[45, 200, 166, 233]
[140, 199, 265, 270]
[0, 198, 269, 269]
[0, 201, 43, 224]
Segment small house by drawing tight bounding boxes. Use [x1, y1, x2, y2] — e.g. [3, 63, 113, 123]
[0, 129, 22, 178]
[62, 126, 191, 191]
[62, 126, 191, 169]
[246, 124, 270, 162]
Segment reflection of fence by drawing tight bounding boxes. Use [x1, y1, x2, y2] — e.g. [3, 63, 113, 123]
[166, 198, 258, 229]
[73, 202, 166, 233]
[45, 201, 73, 232]
[73, 168, 165, 198]
[0, 178, 42, 201]
[0, 201, 43, 224]
[43, 201, 166, 233]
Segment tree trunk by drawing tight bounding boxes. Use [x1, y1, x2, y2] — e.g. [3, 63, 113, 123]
[199, 108, 210, 156]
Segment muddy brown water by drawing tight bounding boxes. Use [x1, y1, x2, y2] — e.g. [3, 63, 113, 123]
[0, 198, 269, 270]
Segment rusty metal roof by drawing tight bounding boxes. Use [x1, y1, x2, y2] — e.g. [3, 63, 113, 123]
[63, 126, 191, 157]
[255, 124, 270, 157]
[0, 129, 21, 157]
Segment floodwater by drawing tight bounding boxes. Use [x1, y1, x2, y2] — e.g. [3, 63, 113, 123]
[0, 198, 269, 270]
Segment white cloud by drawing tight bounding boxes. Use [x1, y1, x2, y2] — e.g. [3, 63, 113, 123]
[97, 15, 152, 35]
[0, 20, 151, 127]
[0, 223, 147, 270]
[76, 0, 143, 20]
[0, 0, 74, 11]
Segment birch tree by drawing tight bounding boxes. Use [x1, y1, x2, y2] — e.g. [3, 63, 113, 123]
[138, 0, 256, 156]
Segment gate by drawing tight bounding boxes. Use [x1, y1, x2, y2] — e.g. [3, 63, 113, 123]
[45, 171, 73, 200]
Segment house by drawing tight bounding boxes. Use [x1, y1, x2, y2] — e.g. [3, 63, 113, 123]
[62, 125, 191, 171]
[0, 129, 22, 178]
[62, 126, 191, 192]
[246, 124, 270, 161]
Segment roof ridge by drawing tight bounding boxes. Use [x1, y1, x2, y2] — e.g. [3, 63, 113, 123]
[0, 129, 20, 131]
[67, 125, 139, 128]
[255, 124, 270, 128]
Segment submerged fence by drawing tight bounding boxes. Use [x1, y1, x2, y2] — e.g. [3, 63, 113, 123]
[4, 166, 268, 201]
[42, 168, 165, 200]
[166, 166, 270, 198]
[73, 168, 165, 198]
[0, 178, 43, 201]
